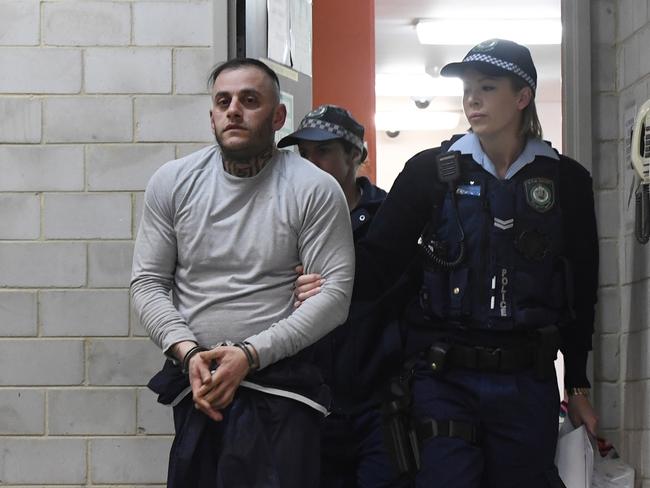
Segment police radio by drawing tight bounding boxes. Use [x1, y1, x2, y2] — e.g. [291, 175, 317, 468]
[631, 99, 650, 243]
[417, 151, 466, 269]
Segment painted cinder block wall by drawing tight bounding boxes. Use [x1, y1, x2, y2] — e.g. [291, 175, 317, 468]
[590, 0, 650, 485]
[0, 1, 217, 485]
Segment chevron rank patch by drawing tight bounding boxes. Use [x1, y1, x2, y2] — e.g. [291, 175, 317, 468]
[524, 178, 555, 213]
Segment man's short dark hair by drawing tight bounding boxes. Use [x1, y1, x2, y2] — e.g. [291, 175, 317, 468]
[207, 58, 281, 100]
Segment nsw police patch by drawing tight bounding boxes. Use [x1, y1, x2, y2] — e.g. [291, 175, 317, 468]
[306, 105, 327, 118]
[473, 39, 499, 52]
[524, 178, 555, 213]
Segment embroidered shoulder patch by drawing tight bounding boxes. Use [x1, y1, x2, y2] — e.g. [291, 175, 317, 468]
[524, 178, 555, 213]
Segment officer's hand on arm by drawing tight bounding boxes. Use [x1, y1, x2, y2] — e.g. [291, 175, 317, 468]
[195, 346, 254, 418]
[292, 265, 324, 308]
[567, 393, 599, 437]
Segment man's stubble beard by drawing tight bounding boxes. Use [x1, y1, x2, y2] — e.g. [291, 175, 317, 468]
[216, 116, 276, 177]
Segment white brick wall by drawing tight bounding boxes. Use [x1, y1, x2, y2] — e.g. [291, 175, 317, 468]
[43, 192, 132, 239]
[134, 95, 213, 142]
[0, 242, 87, 287]
[137, 387, 174, 435]
[87, 241, 135, 287]
[0, 194, 40, 239]
[0, 292, 38, 336]
[40, 290, 130, 336]
[0, 438, 87, 484]
[0, 146, 84, 191]
[0, 0, 40, 46]
[43, 2, 131, 46]
[44, 96, 134, 142]
[0, 98, 41, 143]
[174, 47, 213, 94]
[90, 437, 172, 484]
[0, 0, 644, 484]
[0, 340, 85, 385]
[86, 144, 174, 190]
[0, 48, 82, 93]
[591, 1, 650, 482]
[133, 2, 212, 46]
[0, 390, 45, 434]
[48, 388, 136, 434]
[0, 1, 216, 484]
[85, 48, 173, 94]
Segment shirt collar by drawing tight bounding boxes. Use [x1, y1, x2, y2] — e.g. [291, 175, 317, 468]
[448, 133, 559, 179]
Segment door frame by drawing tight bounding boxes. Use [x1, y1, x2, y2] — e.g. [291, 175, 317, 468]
[561, 0, 593, 172]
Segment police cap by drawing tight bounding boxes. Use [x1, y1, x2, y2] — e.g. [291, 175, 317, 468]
[278, 104, 367, 161]
[441, 38, 537, 93]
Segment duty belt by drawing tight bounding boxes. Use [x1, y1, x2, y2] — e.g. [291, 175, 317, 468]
[425, 342, 543, 374]
[425, 325, 561, 376]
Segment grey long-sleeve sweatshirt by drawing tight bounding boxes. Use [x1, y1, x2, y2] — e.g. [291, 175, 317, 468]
[131, 145, 355, 369]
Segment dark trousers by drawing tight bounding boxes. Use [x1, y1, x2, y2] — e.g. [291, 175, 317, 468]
[320, 408, 412, 488]
[169, 388, 321, 488]
[411, 366, 565, 488]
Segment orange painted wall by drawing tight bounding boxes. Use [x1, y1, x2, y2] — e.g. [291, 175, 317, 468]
[312, 0, 376, 181]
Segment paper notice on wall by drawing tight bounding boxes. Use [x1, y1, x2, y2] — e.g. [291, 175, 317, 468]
[289, 0, 312, 76]
[268, 0, 291, 66]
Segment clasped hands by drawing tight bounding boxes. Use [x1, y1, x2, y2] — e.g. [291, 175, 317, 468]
[185, 267, 316, 421]
[187, 345, 252, 422]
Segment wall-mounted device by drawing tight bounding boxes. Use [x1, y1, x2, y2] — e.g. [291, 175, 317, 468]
[631, 99, 650, 244]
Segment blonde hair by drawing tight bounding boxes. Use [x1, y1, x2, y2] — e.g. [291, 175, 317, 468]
[509, 76, 543, 140]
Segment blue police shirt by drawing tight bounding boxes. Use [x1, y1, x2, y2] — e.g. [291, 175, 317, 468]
[449, 133, 559, 180]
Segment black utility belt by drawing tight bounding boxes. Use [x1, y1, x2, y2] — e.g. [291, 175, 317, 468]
[424, 325, 561, 377]
[426, 342, 535, 373]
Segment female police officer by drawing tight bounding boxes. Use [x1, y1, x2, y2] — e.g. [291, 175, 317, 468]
[297, 38, 599, 487]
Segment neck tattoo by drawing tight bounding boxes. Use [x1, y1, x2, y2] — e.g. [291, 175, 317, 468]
[223, 148, 274, 177]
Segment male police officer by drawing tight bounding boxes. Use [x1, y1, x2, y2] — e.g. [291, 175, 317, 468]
[279, 105, 411, 488]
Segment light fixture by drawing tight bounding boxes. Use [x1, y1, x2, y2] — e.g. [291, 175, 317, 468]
[416, 19, 562, 45]
[376, 73, 463, 98]
[413, 98, 431, 109]
[375, 111, 460, 132]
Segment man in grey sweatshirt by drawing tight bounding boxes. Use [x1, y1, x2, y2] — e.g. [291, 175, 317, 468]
[131, 58, 355, 487]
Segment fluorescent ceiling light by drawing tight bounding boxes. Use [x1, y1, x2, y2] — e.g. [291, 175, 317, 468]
[416, 19, 562, 45]
[424, 6, 560, 20]
[375, 111, 460, 131]
[376, 73, 463, 98]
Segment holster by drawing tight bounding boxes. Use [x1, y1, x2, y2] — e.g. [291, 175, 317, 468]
[380, 372, 420, 476]
[534, 325, 561, 381]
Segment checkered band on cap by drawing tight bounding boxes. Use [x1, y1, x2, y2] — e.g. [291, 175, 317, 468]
[298, 117, 365, 152]
[463, 53, 536, 91]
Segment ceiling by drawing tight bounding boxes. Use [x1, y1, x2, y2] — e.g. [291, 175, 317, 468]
[374, 0, 563, 107]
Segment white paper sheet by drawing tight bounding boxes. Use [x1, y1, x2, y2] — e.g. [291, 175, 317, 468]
[289, 0, 312, 76]
[267, 0, 291, 66]
[555, 421, 594, 488]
